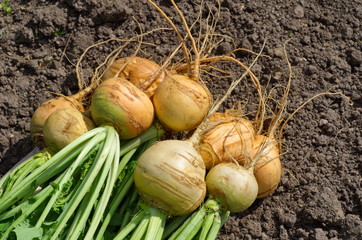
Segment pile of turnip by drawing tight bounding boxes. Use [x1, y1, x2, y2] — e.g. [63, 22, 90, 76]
[0, 1, 295, 239]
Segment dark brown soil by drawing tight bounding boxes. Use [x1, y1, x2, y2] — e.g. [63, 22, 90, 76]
[0, 0, 361, 239]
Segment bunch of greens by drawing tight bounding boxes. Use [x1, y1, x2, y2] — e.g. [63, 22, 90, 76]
[0, 125, 163, 240]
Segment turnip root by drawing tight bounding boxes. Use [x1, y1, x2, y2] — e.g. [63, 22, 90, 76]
[43, 108, 96, 153]
[102, 56, 166, 97]
[134, 140, 206, 216]
[90, 77, 154, 139]
[206, 162, 258, 212]
[199, 112, 255, 170]
[30, 95, 85, 145]
[152, 74, 212, 132]
[248, 135, 282, 198]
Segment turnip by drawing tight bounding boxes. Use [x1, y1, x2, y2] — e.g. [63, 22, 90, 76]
[206, 163, 258, 213]
[248, 135, 282, 198]
[30, 94, 85, 146]
[152, 74, 212, 132]
[90, 77, 155, 139]
[199, 112, 255, 170]
[102, 56, 166, 97]
[43, 108, 96, 153]
[134, 140, 206, 216]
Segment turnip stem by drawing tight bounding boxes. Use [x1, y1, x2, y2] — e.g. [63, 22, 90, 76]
[95, 137, 159, 239]
[0, 127, 106, 214]
[0, 185, 53, 240]
[1, 151, 48, 195]
[95, 172, 135, 240]
[120, 189, 139, 229]
[118, 123, 164, 156]
[0, 145, 82, 214]
[84, 139, 120, 240]
[0, 167, 77, 239]
[119, 205, 167, 240]
[170, 207, 207, 240]
[35, 130, 107, 229]
[144, 207, 167, 240]
[130, 216, 150, 240]
[46, 127, 116, 240]
[92, 139, 158, 239]
[26, 126, 105, 185]
[114, 209, 148, 240]
[0, 147, 40, 186]
[168, 199, 221, 240]
[0, 147, 41, 193]
[11, 155, 46, 190]
[199, 212, 215, 240]
[167, 213, 193, 240]
[162, 215, 190, 239]
[0, 180, 51, 220]
[66, 173, 102, 239]
[156, 220, 166, 240]
[118, 189, 135, 222]
[220, 211, 230, 226]
[67, 134, 118, 240]
[116, 148, 137, 176]
[206, 212, 222, 240]
[186, 219, 203, 240]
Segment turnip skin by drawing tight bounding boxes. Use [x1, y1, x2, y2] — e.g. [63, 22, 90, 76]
[134, 139, 206, 216]
[43, 108, 95, 153]
[199, 113, 255, 170]
[206, 162, 258, 213]
[90, 77, 154, 139]
[102, 56, 166, 97]
[152, 74, 212, 132]
[249, 135, 282, 198]
[30, 96, 84, 145]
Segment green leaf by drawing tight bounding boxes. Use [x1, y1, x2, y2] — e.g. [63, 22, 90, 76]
[20, 197, 37, 214]
[12, 222, 43, 240]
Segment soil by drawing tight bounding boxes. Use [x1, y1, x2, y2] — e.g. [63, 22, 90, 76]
[0, 0, 361, 239]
